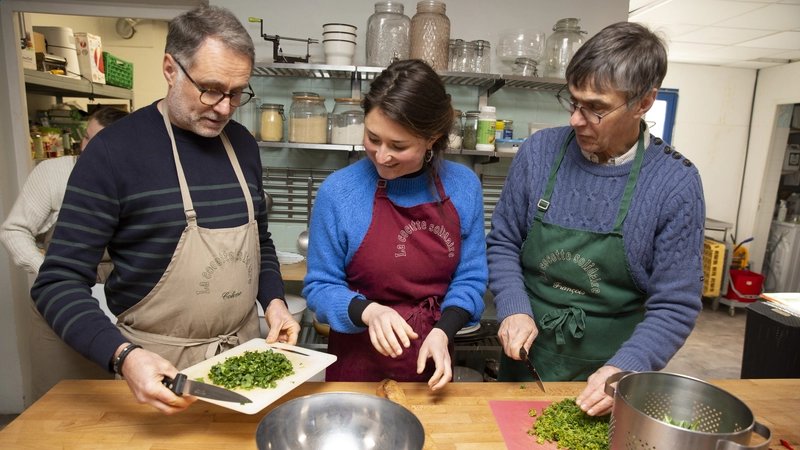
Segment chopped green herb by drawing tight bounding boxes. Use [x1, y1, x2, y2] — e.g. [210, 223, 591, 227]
[194, 377, 205, 383]
[529, 409, 537, 417]
[520, 384, 527, 389]
[530, 397, 609, 450]
[208, 349, 294, 390]
[662, 414, 700, 430]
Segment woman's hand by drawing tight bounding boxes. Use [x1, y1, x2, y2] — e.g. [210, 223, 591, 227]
[265, 299, 301, 345]
[497, 313, 538, 359]
[576, 365, 620, 416]
[362, 303, 419, 357]
[417, 328, 452, 391]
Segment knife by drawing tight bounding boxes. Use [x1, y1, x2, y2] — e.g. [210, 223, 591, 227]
[268, 345, 309, 357]
[519, 347, 547, 393]
[162, 373, 252, 404]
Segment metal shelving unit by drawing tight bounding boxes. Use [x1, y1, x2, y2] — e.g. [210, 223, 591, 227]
[24, 68, 133, 104]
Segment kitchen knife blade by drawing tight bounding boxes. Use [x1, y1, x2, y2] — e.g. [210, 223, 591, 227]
[162, 373, 252, 404]
[268, 345, 309, 357]
[519, 347, 547, 393]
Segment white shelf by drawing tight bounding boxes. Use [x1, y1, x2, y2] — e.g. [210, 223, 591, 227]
[24, 69, 133, 100]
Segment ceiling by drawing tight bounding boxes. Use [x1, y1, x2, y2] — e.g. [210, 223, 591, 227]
[629, 0, 800, 69]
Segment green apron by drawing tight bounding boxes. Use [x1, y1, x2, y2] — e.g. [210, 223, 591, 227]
[499, 125, 647, 382]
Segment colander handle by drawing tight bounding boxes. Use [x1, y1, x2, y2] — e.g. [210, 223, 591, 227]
[715, 421, 772, 450]
[604, 371, 634, 397]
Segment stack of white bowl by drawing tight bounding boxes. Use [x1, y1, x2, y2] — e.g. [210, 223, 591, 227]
[322, 23, 357, 65]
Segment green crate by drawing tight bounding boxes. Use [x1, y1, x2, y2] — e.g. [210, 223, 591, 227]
[103, 52, 133, 89]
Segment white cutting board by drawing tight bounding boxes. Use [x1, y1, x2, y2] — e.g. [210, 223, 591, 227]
[181, 338, 336, 415]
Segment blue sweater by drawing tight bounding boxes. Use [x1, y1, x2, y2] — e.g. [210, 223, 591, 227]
[302, 158, 487, 334]
[31, 101, 283, 372]
[486, 126, 705, 372]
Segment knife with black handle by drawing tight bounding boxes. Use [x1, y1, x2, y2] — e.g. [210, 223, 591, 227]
[519, 347, 547, 393]
[162, 373, 252, 404]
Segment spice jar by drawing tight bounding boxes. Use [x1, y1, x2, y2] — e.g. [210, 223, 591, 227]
[512, 57, 539, 77]
[259, 103, 285, 142]
[472, 39, 491, 73]
[447, 109, 462, 152]
[543, 18, 586, 79]
[409, 1, 450, 70]
[288, 95, 328, 144]
[463, 110, 479, 150]
[330, 98, 365, 145]
[502, 119, 514, 139]
[366, 1, 411, 67]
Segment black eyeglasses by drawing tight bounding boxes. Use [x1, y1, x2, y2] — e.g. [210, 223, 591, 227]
[555, 85, 626, 125]
[174, 59, 254, 107]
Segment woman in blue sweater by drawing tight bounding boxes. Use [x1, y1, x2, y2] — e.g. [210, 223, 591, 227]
[303, 60, 487, 390]
[487, 22, 705, 416]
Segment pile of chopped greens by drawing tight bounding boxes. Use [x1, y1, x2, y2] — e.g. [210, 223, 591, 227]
[662, 414, 700, 430]
[208, 349, 294, 390]
[527, 397, 610, 450]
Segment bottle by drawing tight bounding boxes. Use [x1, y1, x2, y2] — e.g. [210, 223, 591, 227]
[32, 133, 44, 159]
[502, 119, 514, 139]
[463, 111, 479, 150]
[366, 1, 411, 67]
[543, 18, 586, 79]
[330, 98, 365, 144]
[409, 1, 450, 71]
[288, 96, 328, 144]
[494, 120, 504, 142]
[259, 103, 285, 142]
[447, 109, 462, 152]
[475, 106, 497, 151]
[787, 192, 800, 218]
[777, 200, 788, 222]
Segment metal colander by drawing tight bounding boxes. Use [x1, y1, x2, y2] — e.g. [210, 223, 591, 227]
[604, 372, 771, 450]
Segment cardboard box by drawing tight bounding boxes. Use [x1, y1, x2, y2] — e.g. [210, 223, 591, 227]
[33, 32, 46, 54]
[19, 13, 36, 70]
[74, 32, 105, 84]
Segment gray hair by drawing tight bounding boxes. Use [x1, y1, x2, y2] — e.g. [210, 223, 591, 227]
[566, 22, 667, 108]
[165, 4, 255, 69]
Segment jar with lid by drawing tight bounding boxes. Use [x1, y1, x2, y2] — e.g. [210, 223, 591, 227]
[543, 18, 586, 79]
[449, 39, 475, 72]
[476, 106, 496, 151]
[259, 103, 285, 142]
[32, 133, 44, 159]
[330, 98, 365, 145]
[409, 1, 450, 71]
[502, 119, 514, 139]
[472, 40, 491, 73]
[494, 120, 504, 142]
[463, 111, 479, 150]
[447, 109, 462, 152]
[233, 96, 261, 138]
[512, 57, 539, 77]
[366, 1, 411, 67]
[288, 95, 328, 144]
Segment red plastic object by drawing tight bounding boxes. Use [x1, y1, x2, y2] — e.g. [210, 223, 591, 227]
[725, 270, 765, 303]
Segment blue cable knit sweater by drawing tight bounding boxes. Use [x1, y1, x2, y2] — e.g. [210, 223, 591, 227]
[486, 126, 705, 373]
[302, 158, 487, 335]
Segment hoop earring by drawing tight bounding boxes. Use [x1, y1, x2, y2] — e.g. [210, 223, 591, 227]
[425, 149, 433, 163]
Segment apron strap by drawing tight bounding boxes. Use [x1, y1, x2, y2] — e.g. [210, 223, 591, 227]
[219, 132, 255, 222]
[613, 121, 647, 232]
[534, 130, 573, 221]
[539, 306, 586, 346]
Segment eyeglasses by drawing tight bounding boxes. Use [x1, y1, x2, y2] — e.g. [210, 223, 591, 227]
[555, 85, 626, 125]
[174, 59, 254, 107]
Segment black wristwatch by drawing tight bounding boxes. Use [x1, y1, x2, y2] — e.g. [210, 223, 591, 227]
[113, 343, 142, 376]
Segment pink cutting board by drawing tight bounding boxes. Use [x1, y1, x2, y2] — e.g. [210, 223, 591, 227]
[489, 400, 560, 450]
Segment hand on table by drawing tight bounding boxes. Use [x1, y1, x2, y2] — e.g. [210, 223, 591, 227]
[362, 302, 419, 358]
[497, 313, 538, 359]
[417, 328, 452, 391]
[117, 344, 196, 415]
[576, 365, 620, 416]
[265, 298, 301, 345]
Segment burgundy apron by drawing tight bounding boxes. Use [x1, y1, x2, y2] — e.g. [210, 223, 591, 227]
[326, 174, 461, 381]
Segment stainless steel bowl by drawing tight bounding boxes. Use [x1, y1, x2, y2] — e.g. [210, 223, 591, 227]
[255, 392, 425, 450]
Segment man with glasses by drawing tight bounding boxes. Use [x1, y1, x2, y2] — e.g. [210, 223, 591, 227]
[487, 22, 704, 416]
[32, 5, 299, 414]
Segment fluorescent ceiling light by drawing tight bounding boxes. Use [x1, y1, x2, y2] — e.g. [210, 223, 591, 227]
[629, 0, 676, 20]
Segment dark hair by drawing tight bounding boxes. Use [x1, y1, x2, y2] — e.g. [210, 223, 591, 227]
[89, 107, 128, 127]
[165, 5, 255, 69]
[566, 22, 667, 108]
[363, 59, 454, 170]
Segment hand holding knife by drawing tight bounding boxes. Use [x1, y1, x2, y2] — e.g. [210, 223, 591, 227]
[162, 373, 252, 404]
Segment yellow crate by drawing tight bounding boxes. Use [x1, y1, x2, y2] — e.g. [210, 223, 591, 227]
[703, 239, 725, 297]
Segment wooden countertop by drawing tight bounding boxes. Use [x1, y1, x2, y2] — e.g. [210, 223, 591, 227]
[279, 260, 306, 282]
[0, 379, 797, 449]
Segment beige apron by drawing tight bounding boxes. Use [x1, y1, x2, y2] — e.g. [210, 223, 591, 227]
[115, 102, 261, 370]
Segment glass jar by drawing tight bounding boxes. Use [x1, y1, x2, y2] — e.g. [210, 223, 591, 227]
[330, 98, 365, 145]
[502, 119, 514, 139]
[409, 1, 450, 71]
[543, 18, 586, 79]
[288, 95, 328, 144]
[449, 39, 475, 73]
[512, 57, 539, 77]
[472, 39, 490, 73]
[463, 110, 479, 150]
[233, 96, 261, 138]
[259, 103, 285, 142]
[447, 109, 462, 151]
[366, 1, 411, 67]
[447, 38, 457, 71]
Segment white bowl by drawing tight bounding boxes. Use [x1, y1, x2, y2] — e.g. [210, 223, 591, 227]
[257, 294, 307, 338]
[322, 31, 357, 42]
[323, 23, 357, 33]
[324, 39, 356, 65]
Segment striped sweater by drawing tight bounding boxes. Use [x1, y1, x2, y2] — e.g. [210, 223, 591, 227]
[31, 101, 283, 372]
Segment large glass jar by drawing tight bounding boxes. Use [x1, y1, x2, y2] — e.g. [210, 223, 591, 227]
[330, 98, 365, 145]
[259, 103, 285, 142]
[409, 1, 450, 71]
[234, 96, 261, 138]
[447, 109, 462, 152]
[288, 96, 328, 144]
[472, 40, 490, 73]
[463, 110, 479, 150]
[449, 39, 475, 73]
[543, 18, 586, 79]
[366, 1, 411, 67]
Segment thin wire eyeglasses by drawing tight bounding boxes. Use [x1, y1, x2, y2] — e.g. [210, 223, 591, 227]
[174, 59, 254, 107]
[555, 85, 626, 125]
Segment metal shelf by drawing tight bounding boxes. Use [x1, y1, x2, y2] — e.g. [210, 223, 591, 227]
[257, 141, 360, 152]
[24, 69, 133, 100]
[501, 74, 565, 91]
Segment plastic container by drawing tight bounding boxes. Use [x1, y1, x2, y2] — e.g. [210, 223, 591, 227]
[542, 18, 585, 79]
[777, 200, 788, 222]
[409, 1, 450, 70]
[494, 120, 504, 141]
[288, 96, 328, 144]
[725, 270, 765, 303]
[475, 106, 497, 151]
[702, 238, 725, 298]
[259, 103, 285, 142]
[463, 111, 479, 150]
[103, 52, 134, 89]
[330, 98, 365, 145]
[365, 1, 411, 67]
[447, 109, 462, 152]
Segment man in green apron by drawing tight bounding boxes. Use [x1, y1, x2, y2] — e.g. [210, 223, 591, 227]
[487, 22, 705, 417]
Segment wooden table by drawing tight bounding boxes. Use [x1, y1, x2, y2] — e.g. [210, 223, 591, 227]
[0, 379, 797, 449]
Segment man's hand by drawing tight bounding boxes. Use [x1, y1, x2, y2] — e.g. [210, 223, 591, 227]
[362, 303, 419, 357]
[576, 365, 620, 416]
[417, 328, 451, 391]
[497, 313, 538, 359]
[116, 344, 196, 415]
[265, 299, 301, 345]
